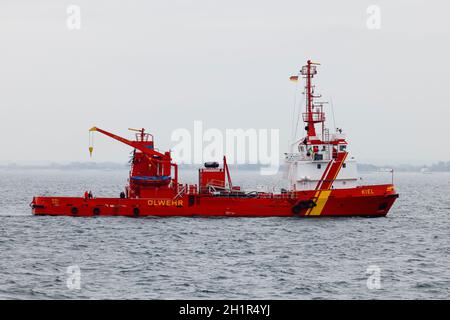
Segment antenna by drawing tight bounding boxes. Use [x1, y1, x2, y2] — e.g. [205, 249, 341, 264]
[301, 60, 324, 139]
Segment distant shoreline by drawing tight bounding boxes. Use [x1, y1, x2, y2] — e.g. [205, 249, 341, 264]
[1, 162, 450, 173]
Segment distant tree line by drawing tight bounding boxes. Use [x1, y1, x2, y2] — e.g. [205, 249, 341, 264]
[428, 161, 450, 172]
[2, 161, 450, 172]
[358, 161, 450, 172]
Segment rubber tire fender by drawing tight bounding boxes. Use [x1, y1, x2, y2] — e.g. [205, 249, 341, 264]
[307, 199, 317, 208]
[292, 205, 302, 214]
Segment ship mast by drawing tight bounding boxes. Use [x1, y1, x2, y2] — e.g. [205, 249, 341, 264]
[301, 60, 324, 142]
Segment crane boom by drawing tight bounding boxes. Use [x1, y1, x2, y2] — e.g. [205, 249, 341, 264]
[89, 126, 165, 158]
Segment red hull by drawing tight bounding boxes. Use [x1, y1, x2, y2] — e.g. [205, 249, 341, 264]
[31, 184, 398, 218]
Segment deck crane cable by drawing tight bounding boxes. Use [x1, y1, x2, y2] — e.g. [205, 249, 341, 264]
[294, 94, 305, 143]
[89, 130, 94, 157]
[330, 96, 337, 132]
[290, 80, 299, 142]
[290, 80, 305, 146]
[269, 175, 286, 193]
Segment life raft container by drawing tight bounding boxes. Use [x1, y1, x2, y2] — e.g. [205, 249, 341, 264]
[130, 175, 171, 186]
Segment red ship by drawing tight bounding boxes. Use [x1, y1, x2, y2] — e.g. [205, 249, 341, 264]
[31, 60, 398, 217]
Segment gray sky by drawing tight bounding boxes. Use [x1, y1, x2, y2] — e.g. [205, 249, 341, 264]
[0, 0, 449, 165]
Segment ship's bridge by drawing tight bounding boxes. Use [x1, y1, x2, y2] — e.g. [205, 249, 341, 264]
[285, 139, 357, 191]
[285, 137, 348, 162]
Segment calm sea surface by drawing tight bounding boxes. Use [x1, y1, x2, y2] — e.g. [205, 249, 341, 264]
[0, 169, 449, 299]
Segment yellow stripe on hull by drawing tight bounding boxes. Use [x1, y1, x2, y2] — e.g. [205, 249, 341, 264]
[305, 190, 332, 216]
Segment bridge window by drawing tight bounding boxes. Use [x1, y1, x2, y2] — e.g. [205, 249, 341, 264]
[317, 164, 321, 169]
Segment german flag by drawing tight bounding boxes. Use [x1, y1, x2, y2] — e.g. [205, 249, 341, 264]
[289, 75, 299, 82]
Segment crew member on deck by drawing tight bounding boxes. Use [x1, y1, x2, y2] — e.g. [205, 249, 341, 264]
[333, 147, 338, 159]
